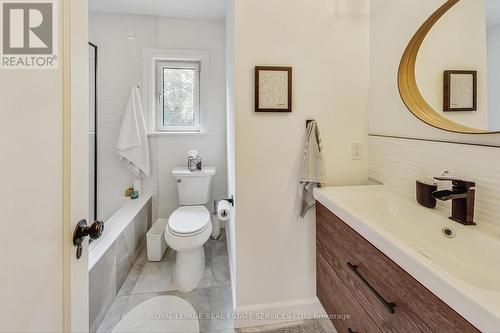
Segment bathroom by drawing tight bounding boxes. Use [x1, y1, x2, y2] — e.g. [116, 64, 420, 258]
[87, 1, 234, 332]
[2, 0, 500, 332]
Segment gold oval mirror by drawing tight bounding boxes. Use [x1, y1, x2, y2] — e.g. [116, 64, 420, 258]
[398, 0, 499, 134]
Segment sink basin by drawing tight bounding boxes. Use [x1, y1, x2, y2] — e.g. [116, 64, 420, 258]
[336, 190, 500, 292]
[314, 185, 500, 331]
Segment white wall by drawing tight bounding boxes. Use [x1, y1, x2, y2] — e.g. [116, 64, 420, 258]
[416, 0, 488, 129]
[90, 13, 227, 221]
[487, 23, 500, 129]
[230, 0, 370, 325]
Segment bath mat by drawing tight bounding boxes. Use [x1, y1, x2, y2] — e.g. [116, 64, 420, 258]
[112, 296, 199, 333]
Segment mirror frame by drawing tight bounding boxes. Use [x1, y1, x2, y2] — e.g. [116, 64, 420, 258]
[398, 0, 496, 134]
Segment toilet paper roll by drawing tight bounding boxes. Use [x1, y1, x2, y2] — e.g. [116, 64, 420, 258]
[217, 200, 231, 222]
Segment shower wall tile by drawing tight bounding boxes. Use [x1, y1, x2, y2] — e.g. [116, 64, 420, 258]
[143, 136, 159, 222]
[368, 135, 500, 228]
[90, 13, 158, 222]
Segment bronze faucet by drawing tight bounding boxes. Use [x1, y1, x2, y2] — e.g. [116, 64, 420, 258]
[432, 176, 476, 226]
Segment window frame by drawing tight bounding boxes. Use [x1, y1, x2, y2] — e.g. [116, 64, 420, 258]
[156, 60, 201, 132]
[143, 49, 209, 135]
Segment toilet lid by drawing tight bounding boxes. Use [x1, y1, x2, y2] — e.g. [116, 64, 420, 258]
[168, 206, 210, 235]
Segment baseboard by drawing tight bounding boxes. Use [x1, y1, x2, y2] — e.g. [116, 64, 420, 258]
[233, 296, 326, 329]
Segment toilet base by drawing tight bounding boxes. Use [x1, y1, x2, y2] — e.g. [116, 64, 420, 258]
[165, 219, 212, 293]
[174, 246, 205, 293]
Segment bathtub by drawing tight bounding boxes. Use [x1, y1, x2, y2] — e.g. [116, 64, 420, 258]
[89, 193, 153, 333]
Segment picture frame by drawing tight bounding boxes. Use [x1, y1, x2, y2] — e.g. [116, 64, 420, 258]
[255, 66, 292, 112]
[443, 70, 477, 112]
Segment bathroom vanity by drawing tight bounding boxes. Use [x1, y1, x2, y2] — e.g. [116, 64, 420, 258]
[314, 185, 500, 332]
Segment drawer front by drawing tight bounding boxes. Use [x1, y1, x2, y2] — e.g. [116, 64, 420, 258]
[316, 203, 479, 333]
[317, 252, 382, 333]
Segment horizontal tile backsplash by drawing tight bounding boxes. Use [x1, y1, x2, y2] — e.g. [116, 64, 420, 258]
[368, 135, 500, 228]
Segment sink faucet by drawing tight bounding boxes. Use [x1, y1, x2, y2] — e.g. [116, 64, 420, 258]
[432, 176, 476, 226]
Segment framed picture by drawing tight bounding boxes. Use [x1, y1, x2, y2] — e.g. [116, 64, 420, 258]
[255, 66, 292, 112]
[443, 70, 477, 112]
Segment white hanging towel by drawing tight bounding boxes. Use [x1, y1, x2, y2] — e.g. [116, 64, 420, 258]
[299, 120, 326, 217]
[116, 87, 151, 176]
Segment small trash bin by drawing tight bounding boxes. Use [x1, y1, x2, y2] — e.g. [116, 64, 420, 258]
[146, 218, 168, 261]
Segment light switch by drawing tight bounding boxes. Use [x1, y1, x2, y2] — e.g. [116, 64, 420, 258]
[352, 143, 362, 160]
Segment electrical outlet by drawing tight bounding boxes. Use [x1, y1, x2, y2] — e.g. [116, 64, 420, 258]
[352, 143, 362, 160]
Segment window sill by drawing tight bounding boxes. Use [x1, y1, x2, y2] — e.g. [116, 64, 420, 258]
[148, 131, 210, 137]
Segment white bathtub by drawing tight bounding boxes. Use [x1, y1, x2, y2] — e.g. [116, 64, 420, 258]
[89, 193, 152, 269]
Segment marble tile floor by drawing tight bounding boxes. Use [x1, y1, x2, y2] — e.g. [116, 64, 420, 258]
[97, 233, 232, 333]
[96, 233, 329, 333]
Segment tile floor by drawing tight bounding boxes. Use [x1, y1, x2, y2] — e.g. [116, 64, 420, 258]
[237, 320, 330, 333]
[96, 233, 329, 333]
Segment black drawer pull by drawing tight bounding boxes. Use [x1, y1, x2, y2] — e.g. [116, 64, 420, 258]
[347, 262, 396, 314]
[347, 328, 358, 333]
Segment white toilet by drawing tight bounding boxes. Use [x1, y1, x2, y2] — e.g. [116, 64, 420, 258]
[165, 166, 216, 292]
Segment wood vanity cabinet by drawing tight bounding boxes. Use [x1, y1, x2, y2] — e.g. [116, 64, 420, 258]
[316, 203, 479, 333]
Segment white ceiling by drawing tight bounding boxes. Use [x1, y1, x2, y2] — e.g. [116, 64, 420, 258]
[89, 0, 229, 19]
[486, 0, 500, 27]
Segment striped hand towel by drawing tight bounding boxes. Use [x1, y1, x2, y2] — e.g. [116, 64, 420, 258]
[299, 120, 326, 217]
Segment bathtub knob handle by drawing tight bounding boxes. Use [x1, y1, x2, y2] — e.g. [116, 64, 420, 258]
[73, 219, 105, 259]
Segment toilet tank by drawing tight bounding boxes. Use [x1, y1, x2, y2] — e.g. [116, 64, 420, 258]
[172, 167, 216, 205]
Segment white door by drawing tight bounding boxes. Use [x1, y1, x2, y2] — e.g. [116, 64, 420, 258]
[0, 0, 90, 332]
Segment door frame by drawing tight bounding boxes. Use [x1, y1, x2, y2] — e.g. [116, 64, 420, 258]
[89, 42, 98, 222]
[62, 0, 90, 331]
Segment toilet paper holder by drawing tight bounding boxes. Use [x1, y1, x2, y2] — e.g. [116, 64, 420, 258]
[213, 195, 235, 214]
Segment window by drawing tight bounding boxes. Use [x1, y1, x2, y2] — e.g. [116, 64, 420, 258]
[156, 60, 201, 132]
[144, 49, 208, 134]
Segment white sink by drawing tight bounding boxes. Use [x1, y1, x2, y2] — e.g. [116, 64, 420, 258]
[314, 185, 500, 332]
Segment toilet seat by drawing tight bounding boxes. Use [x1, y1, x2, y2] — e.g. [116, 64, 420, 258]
[168, 206, 210, 236]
